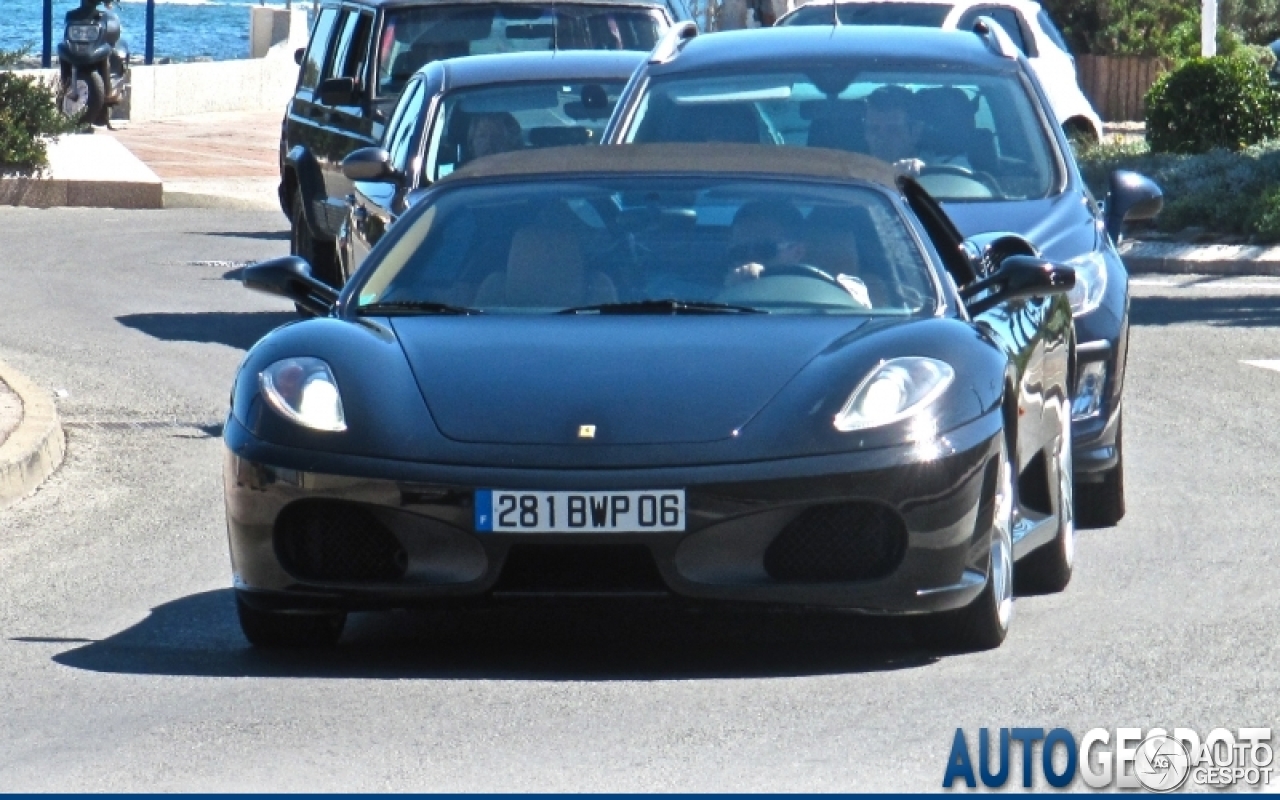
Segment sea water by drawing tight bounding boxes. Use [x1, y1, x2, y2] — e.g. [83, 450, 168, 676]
[0, 0, 311, 63]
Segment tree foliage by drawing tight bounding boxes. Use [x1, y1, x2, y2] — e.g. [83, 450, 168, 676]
[1037, 0, 1280, 56]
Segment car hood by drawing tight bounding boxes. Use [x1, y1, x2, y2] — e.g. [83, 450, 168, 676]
[391, 315, 872, 445]
[942, 190, 1099, 262]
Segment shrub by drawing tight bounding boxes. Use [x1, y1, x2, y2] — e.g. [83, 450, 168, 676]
[1145, 55, 1280, 153]
[0, 73, 75, 175]
[1075, 137, 1280, 239]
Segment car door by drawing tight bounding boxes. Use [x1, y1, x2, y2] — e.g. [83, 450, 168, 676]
[285, 4, 341, 216]
[314, 5, 381, 238]
[348, 77, 431, 270]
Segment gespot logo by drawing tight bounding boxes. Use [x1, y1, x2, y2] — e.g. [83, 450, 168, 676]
[942, 727, 1274, 791]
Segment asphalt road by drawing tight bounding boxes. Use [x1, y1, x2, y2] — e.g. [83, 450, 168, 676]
[0, 208, 1277, 791]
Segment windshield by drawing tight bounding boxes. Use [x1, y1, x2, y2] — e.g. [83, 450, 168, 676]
[780, 2, 951, 26]
[426, 80, 627, 181]
[355, 177, 938, 315]
[379, 5, 664, 96]
[625, 68, 1060, 202]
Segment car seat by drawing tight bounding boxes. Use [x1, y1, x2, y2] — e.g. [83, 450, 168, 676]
[806, 101, 867, 154]
[473, 225, 618, 308]
[914, 87, 999, 175]
[653, 102, 764, 144]
[390, 40, 469, 83]
[804, 206, 897, 308]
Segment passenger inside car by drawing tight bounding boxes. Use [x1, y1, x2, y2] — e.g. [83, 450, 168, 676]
[464, 112, 524, 162]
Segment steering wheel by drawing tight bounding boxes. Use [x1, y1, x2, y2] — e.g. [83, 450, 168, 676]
[759, 263, 845, 288]
[918, 164, 1001, 196]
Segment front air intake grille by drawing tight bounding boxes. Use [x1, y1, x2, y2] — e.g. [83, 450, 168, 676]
[763, 502, 907, 583]
[275, 501, 408, 583]
[494, 544, 667, 593]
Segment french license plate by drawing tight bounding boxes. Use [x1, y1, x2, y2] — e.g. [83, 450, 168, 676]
[475, 489, 685, 533]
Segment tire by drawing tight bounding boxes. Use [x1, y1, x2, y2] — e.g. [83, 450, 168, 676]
[290, 190, 341, 290]
[60, 69, 104, 128]
[1018, 407, 1075, 594]
[913, 440, 1015, 652]
[1076, 416, 1125, 529]
[235, 593, 346, 648]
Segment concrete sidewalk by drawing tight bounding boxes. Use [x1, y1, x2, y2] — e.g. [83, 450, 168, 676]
[0, 361, 66, 511]
[105, 110, 283, 211]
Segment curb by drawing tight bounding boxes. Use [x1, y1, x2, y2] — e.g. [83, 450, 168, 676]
[1119, 240, 1280, 277]
[0, 360, 66, 511]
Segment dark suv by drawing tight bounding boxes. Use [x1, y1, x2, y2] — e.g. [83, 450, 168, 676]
[280, 0, 686, 285]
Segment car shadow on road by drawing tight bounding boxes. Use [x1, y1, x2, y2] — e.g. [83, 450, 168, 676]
[41, 589, 941, 680]
[117, 311, 298, 351]
[1131, 294, 1280, 327]
[201, 230, 290, 242]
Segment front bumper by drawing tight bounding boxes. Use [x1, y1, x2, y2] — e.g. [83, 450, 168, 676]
[224, 411, 1003, 615]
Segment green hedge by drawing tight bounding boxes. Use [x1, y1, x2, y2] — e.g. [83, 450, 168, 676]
[1076, 138, 1280, 241]
[0, 73, 74, 175]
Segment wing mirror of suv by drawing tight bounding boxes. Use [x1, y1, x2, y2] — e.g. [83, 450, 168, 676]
[1105, 170, 1163, 242]
[342, 147, 399, 183]
[959, 255, 1075, 316]
[242, 256, 338, 316]
[317, 76, 359, 106]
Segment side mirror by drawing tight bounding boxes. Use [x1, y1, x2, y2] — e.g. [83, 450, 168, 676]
[243, 256, 338, 316]
[342, 147, 398, 182]
[294, 47, 305, 66]
[317, 76, 358, 106]
[960, 255, 1075, 316]
[1104, 170, 1163, 242]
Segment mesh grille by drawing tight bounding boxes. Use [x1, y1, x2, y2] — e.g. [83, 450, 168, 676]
[763, 502, 907, 583]
[275, 501, 408, 583]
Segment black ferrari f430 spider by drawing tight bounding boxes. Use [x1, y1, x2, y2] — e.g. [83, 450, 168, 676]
[226, 144, 1075, 652]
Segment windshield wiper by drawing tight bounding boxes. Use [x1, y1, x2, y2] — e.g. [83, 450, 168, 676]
[357, 301, 484, 316]
[558, 299, 767, 315]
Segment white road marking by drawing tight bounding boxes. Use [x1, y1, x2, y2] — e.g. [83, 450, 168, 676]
[1241, 360, 1280, 373]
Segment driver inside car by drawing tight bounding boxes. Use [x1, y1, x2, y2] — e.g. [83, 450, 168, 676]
[863, 85, 971, 177]
[724, 201, 872, 307]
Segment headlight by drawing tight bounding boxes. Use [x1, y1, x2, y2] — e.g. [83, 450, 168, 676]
[834, 357, 954, 433]
[1071, 360, 1107, 421]
[1065, 251, 1108, 315]
[260, 357, 347, 432]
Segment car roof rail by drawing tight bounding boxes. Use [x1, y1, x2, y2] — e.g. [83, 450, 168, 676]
[648, 20, 698, 65]
[971, 15, 1020, 59]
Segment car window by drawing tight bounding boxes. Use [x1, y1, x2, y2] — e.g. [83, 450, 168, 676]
[299, 7, 340, 90]
[424, 79, 628, 181]
[1036, 9, 1070, 53]
[957, 6, 1028, 54]
[327, 10, 374, 85]
[355, 177, 938, 315]
[377, 4, 664, 96]
[386, 79, 428, 173]
[624, 68, 1060, 202]
[780, 2, 952, 27]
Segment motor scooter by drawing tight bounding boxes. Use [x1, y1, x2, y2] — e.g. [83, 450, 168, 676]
[57, 0, 129, 128]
